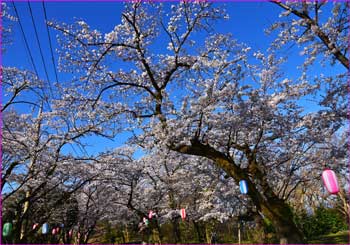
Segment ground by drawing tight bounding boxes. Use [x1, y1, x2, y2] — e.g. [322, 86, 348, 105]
[308, 230, 349, 244]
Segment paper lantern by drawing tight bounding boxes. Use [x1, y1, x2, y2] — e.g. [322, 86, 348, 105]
[2, 222, 12, 237]
[143, 217, 149, 226]
[239, 180, 248, 194]
[32, 223, 39, 230]
[322, 169, 340, 194]
[52, 228, 57, 235]
[69, 229, 73, 237]
[180, 208, 186, 220]
[148, 210, 154, 219]
[42, 223, 49, 234]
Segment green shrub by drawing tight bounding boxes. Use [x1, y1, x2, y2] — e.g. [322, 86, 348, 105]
[295, 206, 347, 239]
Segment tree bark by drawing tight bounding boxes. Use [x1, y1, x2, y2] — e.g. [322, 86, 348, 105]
[122, 225, 130, 243]
[173, 139, 305, 243]
[338, 188, 350, 222]
[205, 225, 211, 244]
[168, 190, 182, 243]
[193, 220, 203, 243]
[171, 219, 182, 243]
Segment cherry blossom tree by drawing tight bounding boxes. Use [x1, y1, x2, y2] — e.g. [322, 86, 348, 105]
[270, 1, 348, 69]
[1, 2, 17, 52]
[139, 149, 241, 243]
[268, 0, 349, 227]
[51, 2, 347, 242]
[2, 55, 126, 243]
[3, 1, 347, 244]
[74, 147, 160, 243]
[268, 1, 349, 121]
[81, 144, 246, 243]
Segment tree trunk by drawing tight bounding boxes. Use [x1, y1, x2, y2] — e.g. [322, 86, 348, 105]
[168, 190, 182, 243]
[193, 220, 203, 242]
[19, 189, 32, 243]
[155, 222, 163, 244]
[259, 199, 304, 244]
[338, 188, 350, 222]
[174, 140, 305, 243]
[122, 225, 130, 243]
[205, 225, 211, 244]
[171, 219, 181, 243]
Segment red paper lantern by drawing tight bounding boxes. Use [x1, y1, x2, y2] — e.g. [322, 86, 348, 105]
[180, 208, 186, 220]
[32, 223, 39, 230]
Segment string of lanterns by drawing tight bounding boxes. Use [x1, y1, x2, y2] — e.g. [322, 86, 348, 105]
[142, 208, 187, 227]
[2, 170, 340, 238]
[2, 222, 74, 238]
[237, 169, 340, 195]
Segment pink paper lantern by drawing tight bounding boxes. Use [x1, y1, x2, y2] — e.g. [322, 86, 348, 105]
[148, 210, 154, 219]
[32, 223, 39, 230]
[322, 169, 340, 194]
[52, 228, 57, 235]
[69, 229, 73, 237]
[180, 208, 186, 220]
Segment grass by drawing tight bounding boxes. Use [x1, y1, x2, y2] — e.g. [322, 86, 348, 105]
[308, 230, 349, 244]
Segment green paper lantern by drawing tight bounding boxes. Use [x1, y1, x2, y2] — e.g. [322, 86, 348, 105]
[3, 222, 13, 237]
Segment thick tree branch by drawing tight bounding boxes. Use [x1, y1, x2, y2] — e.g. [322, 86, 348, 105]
[271, 1, 349, 69]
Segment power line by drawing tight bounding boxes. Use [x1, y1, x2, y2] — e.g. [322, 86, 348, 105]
[27, 1, 54, 98]
[11, 1, 40, 78]
[42, 1, 59, 86]
[11, 1, 51, 111]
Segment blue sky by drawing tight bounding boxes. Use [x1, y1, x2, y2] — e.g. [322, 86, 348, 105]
[3, 1, 343, 156]
[4, 2, 283, 70]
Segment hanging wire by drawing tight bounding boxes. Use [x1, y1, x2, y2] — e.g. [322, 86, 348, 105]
[42, 1, 59, 86]
[11, 1, 51, 110]
[27, 1, 54, 98]
[11, 1, 40, 78]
